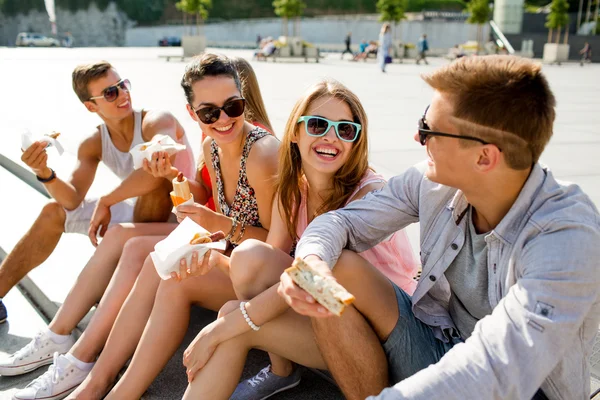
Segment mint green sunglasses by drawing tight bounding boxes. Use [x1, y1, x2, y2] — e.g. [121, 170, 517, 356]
[297, 116, 362, 142]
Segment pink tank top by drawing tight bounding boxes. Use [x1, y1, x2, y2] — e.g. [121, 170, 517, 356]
[296, 170, 418, 295]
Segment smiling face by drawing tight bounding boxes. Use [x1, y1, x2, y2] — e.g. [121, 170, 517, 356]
[414, 90, 480, 188]
[295, 95, 355, 177]
[84, 69, 132, 120]
[186, 75, 245, 146]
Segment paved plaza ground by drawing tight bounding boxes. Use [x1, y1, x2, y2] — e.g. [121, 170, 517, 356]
[0, 46, 599, 399]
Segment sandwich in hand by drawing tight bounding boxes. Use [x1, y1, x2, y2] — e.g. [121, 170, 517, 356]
[190, 231, 225, 245]
[171, 172, 192, 206]
[285, 257, 355, 317]
[45, 132, 61, 140]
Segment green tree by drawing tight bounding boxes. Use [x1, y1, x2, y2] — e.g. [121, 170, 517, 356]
[466, 0, 490, 52]
[176, 0, 212, 35]
[545, 0, 570, 43]
[377, 0, 406, 23]
[272, 0, 306, 36]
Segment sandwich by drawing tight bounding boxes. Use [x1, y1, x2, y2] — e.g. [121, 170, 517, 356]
[190, 230, 225, 245]
[285, 257, 355, 317]
[45, 132, 61, 140]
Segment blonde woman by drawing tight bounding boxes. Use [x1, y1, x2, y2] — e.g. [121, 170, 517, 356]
[379, 23, 392, 73]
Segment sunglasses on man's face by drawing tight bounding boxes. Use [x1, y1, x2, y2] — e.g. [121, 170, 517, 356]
[193, 98, 246, 125]
[418, 105, 494, 148]
[297, 116, 361, 143]
[88, 79, 131, 103]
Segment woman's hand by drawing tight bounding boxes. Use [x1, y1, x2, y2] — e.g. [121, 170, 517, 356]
[175, 203, 217, 227]
[183, 321, 220, 382]
[142, 151, 178, 180]
[171, 250, 213, 281]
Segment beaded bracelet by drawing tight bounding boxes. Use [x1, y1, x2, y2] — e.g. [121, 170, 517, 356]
[239, 301, 260, 331]
[224, 217, 238, 242]
[231, 220, 247, 245]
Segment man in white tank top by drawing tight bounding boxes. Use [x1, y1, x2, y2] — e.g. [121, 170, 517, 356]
[0, 61, 194, 323]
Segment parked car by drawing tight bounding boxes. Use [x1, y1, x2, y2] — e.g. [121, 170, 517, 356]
[158, 36, 181, 47]
[16, 32, 60, 47]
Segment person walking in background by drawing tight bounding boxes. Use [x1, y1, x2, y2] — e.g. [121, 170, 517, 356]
[341, 32, 353, 60]
[416, 34, 429, 65]
[580, 42, 592, 66]
[378, 23, 392, 73]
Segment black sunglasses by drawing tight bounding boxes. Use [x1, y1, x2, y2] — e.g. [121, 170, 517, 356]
[418, 106, 497, 149]
[193, 98, 246, 124]
[88, 79, 131, 103]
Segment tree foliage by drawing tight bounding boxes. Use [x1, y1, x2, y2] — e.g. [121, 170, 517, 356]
[544, 0, 569, 29]
[376, 0, 407, 23]
[272, 0, 306, 19]
[176, 0, 212, 20]
[466, 0, 490, 25]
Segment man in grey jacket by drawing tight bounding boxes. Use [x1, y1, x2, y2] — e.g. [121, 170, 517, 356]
[279, 55, 600, 399]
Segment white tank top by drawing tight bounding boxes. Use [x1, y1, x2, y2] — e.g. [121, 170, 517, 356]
[100, 109, 144, 180]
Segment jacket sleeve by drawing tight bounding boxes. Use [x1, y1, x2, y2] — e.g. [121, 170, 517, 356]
[295, 165, 424, 268]
[367, 221, 600, 400]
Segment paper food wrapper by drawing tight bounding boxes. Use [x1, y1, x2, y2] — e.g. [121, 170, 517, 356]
[21, 130, 65, 156]
[171, 194, 194, 215]
[130, 134, 187, 169]
[150, 217, 226, 280]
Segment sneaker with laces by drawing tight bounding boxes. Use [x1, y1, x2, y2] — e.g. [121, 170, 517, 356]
[230, 364, 302, 400]
[0, 330, 75, 376]
[12, 353, 91, 400]
[0, 299, 6, 324]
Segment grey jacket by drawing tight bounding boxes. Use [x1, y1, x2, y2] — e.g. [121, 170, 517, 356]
[296, 162, 600, 400]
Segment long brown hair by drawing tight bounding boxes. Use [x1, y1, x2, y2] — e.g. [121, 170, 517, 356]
[231, 56, 274, 133]
[276, 79, 370, 240]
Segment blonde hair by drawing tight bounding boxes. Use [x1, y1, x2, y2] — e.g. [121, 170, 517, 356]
[276, 79, 370, 240]
[231, 56, 274, 133]
[422, 55, 556, 169]
[381, 23, 391, 35]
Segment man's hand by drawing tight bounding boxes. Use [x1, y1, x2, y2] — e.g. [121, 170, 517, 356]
[88, 198, 112, 246]
[277, 256, 335, 318]
[21, 141, 50, 177]
[142, 151, 178, 180]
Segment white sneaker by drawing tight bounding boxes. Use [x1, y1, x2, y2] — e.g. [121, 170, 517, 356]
[0, 330, 75, 376]
[12, 353, 91, 400]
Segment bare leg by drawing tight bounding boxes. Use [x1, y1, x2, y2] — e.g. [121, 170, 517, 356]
[229, 239, 294, 376]
[311, 250, 399, 400]
[50, 223, 176, 335]
[69, 234, 170, 362]
[68, 254, 164, 399]
[183, 309, 326, 400]
[105, 266, 236, 399]
[0, 202, 65, 297]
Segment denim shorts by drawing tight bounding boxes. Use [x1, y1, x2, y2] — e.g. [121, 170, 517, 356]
[381, 282, 458, 385]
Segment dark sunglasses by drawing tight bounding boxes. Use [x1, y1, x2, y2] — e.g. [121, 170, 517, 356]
[88, 79, 131, 103]
[418, 106, 498, 150]
[193, 98, 246, 124]
[297, 116, 361, 142]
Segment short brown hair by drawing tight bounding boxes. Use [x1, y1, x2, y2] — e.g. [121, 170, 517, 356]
[422, 55, 556, 170]
[72, 61, 113, 103]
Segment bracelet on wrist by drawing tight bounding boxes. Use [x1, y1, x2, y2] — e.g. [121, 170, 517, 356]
[225, 217, 238, 242]
[36, 168, 56, 183]
[239, 302, 260, 331]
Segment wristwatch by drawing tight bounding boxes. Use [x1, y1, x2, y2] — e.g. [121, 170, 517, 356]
[36, 168, 56, 183]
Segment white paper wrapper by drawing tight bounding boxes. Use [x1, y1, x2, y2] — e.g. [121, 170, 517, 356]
[150, 217, 227, 280]
[21, 130, 65, 155]
[130, 134, 187, 169]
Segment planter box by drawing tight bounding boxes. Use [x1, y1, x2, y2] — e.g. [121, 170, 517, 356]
[182, 35, 206, 58]
[543, 43, 570, 64]
[305, 47, 318, 57]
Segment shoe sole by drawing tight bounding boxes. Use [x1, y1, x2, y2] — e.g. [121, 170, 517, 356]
[0, 357, 54, 376]
[12, 384, 77, 400]
[0, 317, 6, 324]
[257, 378, 302, 400]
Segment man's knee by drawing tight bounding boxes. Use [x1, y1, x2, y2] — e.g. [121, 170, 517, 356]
[39, 201, 66, 228]
[229, 239, 268, 295]
[331, 250, 370, 285]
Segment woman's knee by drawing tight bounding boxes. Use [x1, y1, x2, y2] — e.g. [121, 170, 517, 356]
[229, 239, 269, 294]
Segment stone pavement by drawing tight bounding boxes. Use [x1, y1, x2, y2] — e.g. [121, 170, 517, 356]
[0, 46, 599, 400]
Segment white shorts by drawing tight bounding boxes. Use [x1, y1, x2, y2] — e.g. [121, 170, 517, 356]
[64, 198, 136, 235]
